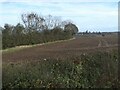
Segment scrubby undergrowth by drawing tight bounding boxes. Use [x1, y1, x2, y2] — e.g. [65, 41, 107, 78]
[3, 50, 119, 89]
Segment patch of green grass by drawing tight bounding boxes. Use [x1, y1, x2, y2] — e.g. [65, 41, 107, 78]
[2, 47, 26, 54]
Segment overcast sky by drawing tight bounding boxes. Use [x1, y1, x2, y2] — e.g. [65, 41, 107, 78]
[0, 0, 119, 32]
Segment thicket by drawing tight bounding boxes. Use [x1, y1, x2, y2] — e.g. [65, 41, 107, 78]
[3, 50, 119, 88]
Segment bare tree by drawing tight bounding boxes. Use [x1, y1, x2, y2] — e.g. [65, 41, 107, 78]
[44, 15, 54, 30]
[44, 15, 62, 30]
[21, 13, 45, 33]
[53, 16, 62, 28]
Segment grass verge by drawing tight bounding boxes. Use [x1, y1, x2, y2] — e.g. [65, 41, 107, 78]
[2, 37, 75, 54]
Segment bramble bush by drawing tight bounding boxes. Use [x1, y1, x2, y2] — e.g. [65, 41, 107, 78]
[3, 50, 119, 89]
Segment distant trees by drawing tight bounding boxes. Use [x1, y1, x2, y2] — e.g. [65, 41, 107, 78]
[2, 13, 78, 49]
[78, 30, 102, 35]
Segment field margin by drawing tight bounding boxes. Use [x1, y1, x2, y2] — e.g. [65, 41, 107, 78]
[2, 37, 75, 54]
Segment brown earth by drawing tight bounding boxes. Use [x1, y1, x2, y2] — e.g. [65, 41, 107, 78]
[2, 35, 118, 62]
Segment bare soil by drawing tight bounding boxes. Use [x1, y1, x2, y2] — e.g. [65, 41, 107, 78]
[2, 35, 118, 62]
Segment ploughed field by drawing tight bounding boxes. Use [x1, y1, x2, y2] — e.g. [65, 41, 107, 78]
[3, 34, 118, 62]
[2, 34, 119, 88]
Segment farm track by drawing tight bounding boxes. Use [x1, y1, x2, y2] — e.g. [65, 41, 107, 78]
[2, 35, 118, 62]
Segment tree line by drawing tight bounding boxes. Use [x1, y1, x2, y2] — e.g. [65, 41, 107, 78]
[2, 13, 78, 49]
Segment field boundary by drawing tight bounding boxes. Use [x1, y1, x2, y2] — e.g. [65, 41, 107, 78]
[2, 37, 75, 53]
